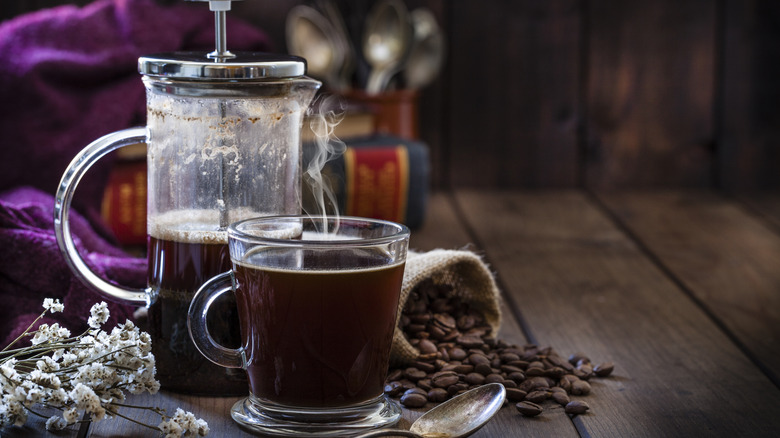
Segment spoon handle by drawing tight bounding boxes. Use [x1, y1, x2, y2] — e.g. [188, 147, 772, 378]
[353, 429, 422, 438]
[366, 68, 392, 95]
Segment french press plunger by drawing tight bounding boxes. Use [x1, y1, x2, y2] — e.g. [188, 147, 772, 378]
[54, 0, 321, 394]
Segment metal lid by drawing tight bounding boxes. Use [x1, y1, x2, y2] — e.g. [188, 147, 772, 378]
[138, 52, 307, 80]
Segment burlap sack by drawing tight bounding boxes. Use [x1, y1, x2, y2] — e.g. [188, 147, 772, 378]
[390, 249, 502, 367]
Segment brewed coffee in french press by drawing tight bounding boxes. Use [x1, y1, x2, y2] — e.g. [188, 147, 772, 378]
[54, 0, 321, 394]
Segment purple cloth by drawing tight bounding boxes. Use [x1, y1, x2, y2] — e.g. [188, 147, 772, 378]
[0, 187, 145, 347]
[0, 0, 271, 345]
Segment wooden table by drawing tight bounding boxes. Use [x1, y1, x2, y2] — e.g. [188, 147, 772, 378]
[6, 190, 780, 437]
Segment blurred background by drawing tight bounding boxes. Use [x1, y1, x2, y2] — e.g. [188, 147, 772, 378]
[3, 0, 778, 193]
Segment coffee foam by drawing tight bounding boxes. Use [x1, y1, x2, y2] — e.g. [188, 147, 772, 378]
[148, 208, 266, 244]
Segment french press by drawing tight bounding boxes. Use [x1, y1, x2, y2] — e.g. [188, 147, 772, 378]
[54, 0, 321, 394]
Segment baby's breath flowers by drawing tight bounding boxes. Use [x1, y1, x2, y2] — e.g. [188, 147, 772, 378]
[0, 299, 209, 437]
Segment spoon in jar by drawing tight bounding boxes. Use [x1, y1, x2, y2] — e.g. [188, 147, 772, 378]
[356, 383, 506, 438]
[362, 0, 413, 94]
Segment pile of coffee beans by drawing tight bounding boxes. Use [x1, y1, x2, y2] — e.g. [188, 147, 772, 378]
[385, 280, 614, 418]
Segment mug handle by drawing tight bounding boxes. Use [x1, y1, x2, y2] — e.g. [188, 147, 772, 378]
[187, 272, 246, 369]
[54, 127, 151, 305]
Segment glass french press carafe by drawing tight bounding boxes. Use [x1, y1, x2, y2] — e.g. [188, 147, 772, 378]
[54, 0, 321, 394]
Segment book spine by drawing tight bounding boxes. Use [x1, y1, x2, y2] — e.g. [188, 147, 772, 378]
[102, 136, 428, 245]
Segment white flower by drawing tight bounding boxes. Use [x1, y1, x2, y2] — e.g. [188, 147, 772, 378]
[69, 383, 100, 411]
[31, 324, 51, 345]
[45, 415, 67, 431]
[159, 417, 184, 438]
[47, 388, 68, 407]
[167, 408, 210, 437]
[36, 357, 61, 373]
[1, 299, 205, 435]
[1, 358, 19, 381]
[88, 302, 110, 328]
[63, 407, 79, 424]
[43, 298, 65, 313]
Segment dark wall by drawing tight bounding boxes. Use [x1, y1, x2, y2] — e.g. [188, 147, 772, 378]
[4, 0, 779, 191]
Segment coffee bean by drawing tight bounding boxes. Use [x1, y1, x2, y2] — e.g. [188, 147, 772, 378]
[432, 373, 460, 388]
[447, 383, 469, 396]
[575, 362, 594, 380]
[594, 362, 615, 377]
[552, 391, 570, 406]
[525, 390, 549, 404]
[545, 366, 567, 379]
[404, 367, 426, 381]
[405, 387, 427, 396]
[397, 379, 416, 391]
[568, 352, 590, 366]
[507, 371, 526, 384]
[384, 381, 404, 397]
[515, 401, 543, 417]
[505, 388, 527, 402]
[485, 373, 504, 384]
[427, 325, 445, 340]
[565, 400, 590, 415]
[571, 380, 591, 395]
[400, 391, 428, 408]
[432, 313, 456, 330]
[457, 314, 476, 331]
[501, 379, 518, 389]
[452, 364, 474, 374]
[468, 353, 490, 366]
[506, 360, 530, 369]
[428, 388, 449, 403]
[465, 373, 486, 385]
[448, 347, 467, 361]
[407, 324, 427, 333]
[417, 378, 433, 391]
[418, 339, 438, 355]
[518, 376, 549, 393]
[414, 361, 437, 373]
[474, 363, 493, 376]
[499, 353, 521, 363]
[547, 353, 574, 371]
[410, 314, 431, 324]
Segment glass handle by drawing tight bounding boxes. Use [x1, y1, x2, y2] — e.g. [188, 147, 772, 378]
[53, 127, 151, 306]
[188, 272, 246, 369]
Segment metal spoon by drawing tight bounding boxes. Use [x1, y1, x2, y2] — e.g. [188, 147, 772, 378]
[286, 5, 345, 91]
[362, 0, 413, 94]
[316, 0, 355, 91]
[356, 383, 506, 438]
[403, 8, 445, 90]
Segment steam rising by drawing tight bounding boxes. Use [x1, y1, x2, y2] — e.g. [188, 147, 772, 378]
[302, 95, 347, 234]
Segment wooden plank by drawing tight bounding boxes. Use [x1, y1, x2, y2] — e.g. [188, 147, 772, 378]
[739, 192, 780, 233]
[585, 0, 716, 188]
[454, 190, 780, 437]
[448, 0, 580, 188]
[597, 190, 780, 385]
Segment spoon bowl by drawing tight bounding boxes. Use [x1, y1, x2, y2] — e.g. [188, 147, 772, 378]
[356, 383, 506, 438]
[403, 8, 445, 90]
[362, 0, 413, 94]
[286, 5, 345, 91]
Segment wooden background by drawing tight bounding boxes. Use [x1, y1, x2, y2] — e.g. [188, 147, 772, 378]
[3, 0, 779, 191]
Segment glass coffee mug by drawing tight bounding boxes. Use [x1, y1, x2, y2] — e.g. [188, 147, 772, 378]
[188, 215, 409, 436]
